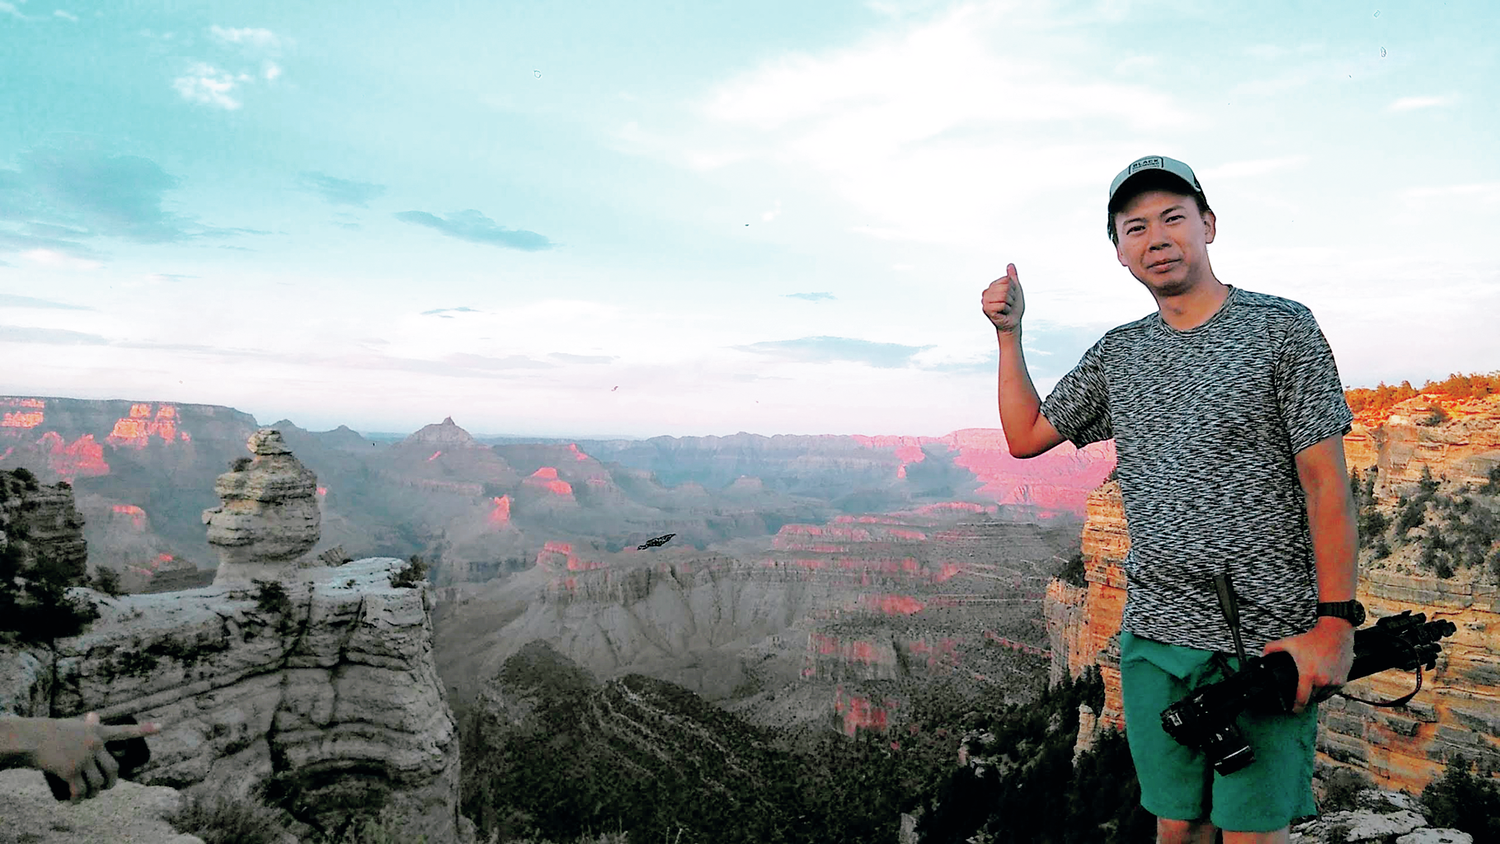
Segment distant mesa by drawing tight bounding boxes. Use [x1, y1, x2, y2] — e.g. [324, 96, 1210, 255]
[403, 416, 480, 448]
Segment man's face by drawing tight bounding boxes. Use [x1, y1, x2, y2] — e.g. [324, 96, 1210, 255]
[1112, 189, 1216, 298]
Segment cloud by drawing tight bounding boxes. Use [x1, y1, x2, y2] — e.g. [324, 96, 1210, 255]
[54, 10, 76, 22]
[1388, 95, 1454, 112]
[299, 172, 386, 207]
[0, 325, 110, 345]
[0, 229, 99, 261]
[732, 335, 934, 368]
[421, 306, 480, 316]
[210, 25, 281, 52]
[263, 61, 281, 81]
[20, 248, 101, 269]
[0, 293, 91, 310]
[394, 210, 554, 251]
[0, 2, 25, 20]
[0, 148, 190, 243]
[548, 352, 616, 364]
[173, 62, 246, 110]
[785, 292, 835, 302]
[144, 272, 197, 283]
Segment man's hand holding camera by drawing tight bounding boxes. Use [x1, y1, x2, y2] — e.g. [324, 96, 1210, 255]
[1261, 618, 1355, 713]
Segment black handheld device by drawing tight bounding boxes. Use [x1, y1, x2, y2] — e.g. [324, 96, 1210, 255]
[1160, 610, 1456, 776]
[43, 713, 152, 801]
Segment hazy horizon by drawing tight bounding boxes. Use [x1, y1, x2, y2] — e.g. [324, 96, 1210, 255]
[3, 1, 1497, 438]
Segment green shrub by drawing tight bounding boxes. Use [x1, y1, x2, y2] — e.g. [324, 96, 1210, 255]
[90, 566, 123, 596]
[253, 579, 292, 616]
[1421, 754, 1500, 842]
[166, 787, 292, 844]
[1483, 464, 1500, 495]
[1059, 551, 1088, 588]
[0, 516, 100, 643]
[390, 555, 429, 589]
[1320, 766, 1372, 812]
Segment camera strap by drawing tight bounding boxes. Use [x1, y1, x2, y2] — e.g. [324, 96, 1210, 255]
[1213, 573, 1250, 668]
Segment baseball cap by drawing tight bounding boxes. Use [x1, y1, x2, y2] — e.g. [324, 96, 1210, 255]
[1107, 155, 1206, 213]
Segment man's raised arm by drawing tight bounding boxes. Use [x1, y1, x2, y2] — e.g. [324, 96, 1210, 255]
[982, 263, 1066, 458]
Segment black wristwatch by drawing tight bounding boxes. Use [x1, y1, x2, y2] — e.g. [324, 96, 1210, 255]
[1317, 600, 1366, 627]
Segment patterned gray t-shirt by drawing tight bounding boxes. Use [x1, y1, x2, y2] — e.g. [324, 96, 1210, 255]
[1040, 286, 1353, 653]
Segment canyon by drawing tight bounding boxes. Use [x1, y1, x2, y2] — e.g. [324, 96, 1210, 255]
[0, 446, 467, 843]
[0, 395, 1113, 598]
[1046, 392, 1500, 797]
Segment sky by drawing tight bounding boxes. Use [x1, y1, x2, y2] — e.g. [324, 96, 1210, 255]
[1, 0, 1497, 438]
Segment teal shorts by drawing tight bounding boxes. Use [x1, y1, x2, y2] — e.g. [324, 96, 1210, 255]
[1119, 631, 1318, 833]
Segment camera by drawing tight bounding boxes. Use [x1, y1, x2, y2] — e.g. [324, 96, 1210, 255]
[1160, 611, 1456, 776]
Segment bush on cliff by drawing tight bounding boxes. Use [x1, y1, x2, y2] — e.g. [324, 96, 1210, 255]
[1420, 754, 1500, 842]
[915, 666, 1152, 844]
[0, 472, 99, 643]
[390, 555, 429, 588]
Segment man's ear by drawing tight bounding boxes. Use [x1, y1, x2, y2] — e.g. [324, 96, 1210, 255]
[1203, 209, 1217, 244]
[1115, 238, 1128, 268]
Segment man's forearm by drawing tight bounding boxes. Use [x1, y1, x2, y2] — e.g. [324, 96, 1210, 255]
[995, 329, 1046, 457]
[0, 717, 38, 770]
[1307, 481, 1359, 603]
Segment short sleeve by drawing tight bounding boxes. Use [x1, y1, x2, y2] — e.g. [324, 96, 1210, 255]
[1040, 336, 1114, 448]
[1275, 312, 1354, 454]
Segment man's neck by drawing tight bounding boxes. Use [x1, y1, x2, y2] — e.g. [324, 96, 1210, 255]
[1154, 276, 1230, 331]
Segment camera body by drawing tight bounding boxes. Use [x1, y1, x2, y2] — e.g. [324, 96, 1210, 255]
[1160, 611, 1456, 776]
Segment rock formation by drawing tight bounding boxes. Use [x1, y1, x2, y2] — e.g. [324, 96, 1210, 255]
[1044, 481, 1127, 730]
[203, 429, 321, 584]
[0, 769, 206, 844]
[1044, 402, 1500, 797]
[0, 556, 463, 843]
[1348, 393, 1500, 504]
[0, 469, 88, 585]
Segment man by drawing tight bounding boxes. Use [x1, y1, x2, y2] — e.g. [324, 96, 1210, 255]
[1, 712, 161, 802]
[980, 155, 1360, 844]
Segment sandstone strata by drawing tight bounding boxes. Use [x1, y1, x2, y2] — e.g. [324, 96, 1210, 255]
[203, 429, 320, 584]
[1045, 425, 1500, 795]
[0, 471, 88, 584]
[1044, 481, 1127, 730]
[0, 557, 462, 844]
[1355, 394, 1500, 503]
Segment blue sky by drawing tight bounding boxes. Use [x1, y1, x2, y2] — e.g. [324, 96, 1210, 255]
[1, 0, 1496, 437]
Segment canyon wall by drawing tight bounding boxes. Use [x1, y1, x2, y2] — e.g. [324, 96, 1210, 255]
[1043, 481, 1127, 730]
[1045, 395, 1500, 795]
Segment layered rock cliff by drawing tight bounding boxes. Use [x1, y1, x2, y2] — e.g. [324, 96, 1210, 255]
[1044, 481, 1127, 731]
[1045, 396, 1500, 797]
[0, 470, 88, 585]
[0, 557, 462, 843]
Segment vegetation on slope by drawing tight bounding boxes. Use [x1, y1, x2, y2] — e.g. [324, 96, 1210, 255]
[459, 640, 1153, 844]
[0, 468, 99, 643]
[1353, 463, 1500, 583]
[1344, 371, 1500, 420]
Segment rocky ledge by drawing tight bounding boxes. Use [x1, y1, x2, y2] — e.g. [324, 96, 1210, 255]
[0, 557, 463, 844]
